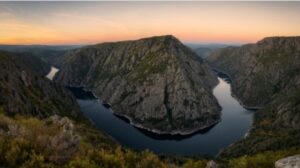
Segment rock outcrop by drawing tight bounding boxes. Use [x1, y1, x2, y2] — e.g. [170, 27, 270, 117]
[206, 160, 218, 168]
[47, 115, 80, 164]
[0, 51, 81, 119]
[275, 155, 300, 168]
[55, 35, 221, 135]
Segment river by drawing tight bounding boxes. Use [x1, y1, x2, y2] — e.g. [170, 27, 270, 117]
[47, 66, 254, 156]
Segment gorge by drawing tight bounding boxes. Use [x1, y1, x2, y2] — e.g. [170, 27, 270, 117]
[1, 35, 299, 167]
[54, 35, 221, 135]
[1, 1, 300, 166]
[48, 67, 254, 156]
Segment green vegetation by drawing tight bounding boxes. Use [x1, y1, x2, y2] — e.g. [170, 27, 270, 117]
[23, 84, 83, 121]
[0, 113, 167, 167]
[219, 148, 300, 168]
[0, 111, 212, 168]
[131, 52, 168, 82]
[183, 159, 208, 168]
[220, 87, 300, 158]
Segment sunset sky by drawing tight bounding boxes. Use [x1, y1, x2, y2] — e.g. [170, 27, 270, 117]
[0, 2, 300, 45]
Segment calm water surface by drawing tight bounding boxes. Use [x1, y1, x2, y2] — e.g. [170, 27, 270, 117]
[46, 67, 59, 80]
[48, 67, 254, 156]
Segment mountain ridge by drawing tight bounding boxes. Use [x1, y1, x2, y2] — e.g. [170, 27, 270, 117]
[207, 36, 300, 158]
[55, 35, 221, 135]
[207, 36, 300, 107]
[0, 51, 81, 119]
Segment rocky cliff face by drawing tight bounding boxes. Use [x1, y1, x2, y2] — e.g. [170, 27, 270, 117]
[208, 37, 300, 157]
[0, 50, 176, 168]
[0, 51, 80, 119]
[220, 86, 300, 157]
[208, 36, 300, 108]
[55, 35, 221, 134]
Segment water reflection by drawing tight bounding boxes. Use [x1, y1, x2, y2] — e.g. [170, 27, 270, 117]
[69, 77, 254, 156]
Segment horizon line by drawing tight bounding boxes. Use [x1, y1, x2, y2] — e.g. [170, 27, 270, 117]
[0, 35, 299, 46]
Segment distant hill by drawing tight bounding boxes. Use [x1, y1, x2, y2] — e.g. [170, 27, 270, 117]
[185, 43, 233, 58]
[0, 45, 81, 51]
[0, 45, 81, 67]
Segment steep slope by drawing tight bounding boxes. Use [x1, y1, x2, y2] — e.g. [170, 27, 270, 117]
[220, 86, 300, 157]
[208, 36, 300, 108]
[0, 51, 191, 167]
[206, 37, 300, 158]
[0, 51, 80, 119]
[15, 52, 51, 76]
[55, 35, 221, 135]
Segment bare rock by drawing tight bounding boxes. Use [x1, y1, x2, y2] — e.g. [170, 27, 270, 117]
[275, 155, 300, 168]
[206, 160, 218, 168]
[48, 115, 80, 164]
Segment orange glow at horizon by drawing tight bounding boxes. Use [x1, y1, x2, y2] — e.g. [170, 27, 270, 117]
[0, 2, 300, 45]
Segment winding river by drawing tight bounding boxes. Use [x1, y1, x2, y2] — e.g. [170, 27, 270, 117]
[47, 67, 254, 156]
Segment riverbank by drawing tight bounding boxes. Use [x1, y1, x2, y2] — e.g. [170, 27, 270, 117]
[66, 84, 222, 136]
[63, 80, 222, 136]
[213, 68, 262, 110]
[72, 76, 254, 156]
[47, 66, 254, 156]
[113, 111, 221, 136]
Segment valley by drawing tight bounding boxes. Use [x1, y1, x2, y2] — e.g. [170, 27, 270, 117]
[47, 64, 254, 156]
[54, 35, 221, 135]
[0, 35, 299, 167]
[1, 2, 300, 167]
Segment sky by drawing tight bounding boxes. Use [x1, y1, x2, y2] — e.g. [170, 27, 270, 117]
[0, 1, 300, 45]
